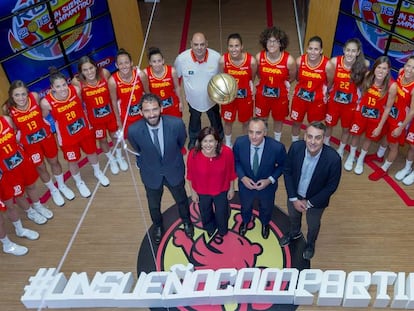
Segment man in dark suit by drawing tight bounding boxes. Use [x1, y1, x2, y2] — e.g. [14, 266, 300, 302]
[127, 93, 194, 244]
[280, 121, 341, 260]
[233, 117, 286, 239]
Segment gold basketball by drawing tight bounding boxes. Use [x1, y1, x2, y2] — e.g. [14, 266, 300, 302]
[207, 73, 238, 105]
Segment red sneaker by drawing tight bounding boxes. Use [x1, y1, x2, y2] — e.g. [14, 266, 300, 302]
[365, 154, 384, 163]
[368, 168, 387, 181]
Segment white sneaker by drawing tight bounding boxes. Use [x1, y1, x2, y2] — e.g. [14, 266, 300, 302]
[95, 171, 110, 187]
[395, 167, 413, 181]
[3, 242, 28, 256]
[109, 158, 120, 175]
[16, 228, 39, 240]
[59, 184, 75, 200]
[336, 148, 344, 159]
[27, 209, 47, 225]
[354, 161, 364, 175]
[33, 204, 53, 219]
[50, 188, 64, 207]
[116, 154, 128, 171]
[344, 155, 355, 171]
[403, 172, 414, 186]
[76, 181, 91, 198]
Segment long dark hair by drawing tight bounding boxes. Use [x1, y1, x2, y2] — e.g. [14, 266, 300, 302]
[3, 80, 29, 113]
[193, 126, 222, 157]
[362, 56, 391, 98]
[344, 38, 368, 86]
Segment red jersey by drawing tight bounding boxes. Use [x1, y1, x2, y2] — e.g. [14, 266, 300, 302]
[256, 50, 291, 100]
[146, 65, 181, 117]
[329, 56, 360, 106]
[45, 85, 91, 146]
[112, 68, 145, 125]
[223, 52, 253, 100]
[358, 83, 392, 120]
[80, 76, 115, 126]
[8, 93, 52, 147]
[0, 116, 25, 172]
[294, 54, 329, 103]
[389, 70, 414, 124]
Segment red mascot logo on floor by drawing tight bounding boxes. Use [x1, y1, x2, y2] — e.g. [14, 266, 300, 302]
[137, 193, 305, 311]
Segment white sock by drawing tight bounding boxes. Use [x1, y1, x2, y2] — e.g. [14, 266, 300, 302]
[381, 160, 392, 171]
[55, 174, 66, 188]
[12, 220, 23, 232]
[274, 132, 281, 142]
[349, 146, 357, 158]
[32, 201, 42, 209]
[105, 151, 115, 161]
[115, 148, 123, 158]
[225, 135, 232, 145]
[0, 235, 12, 248]
[44, 179, 58, 192]
[72, 172, 82, 184]
[405, 160, 413, 170]
[324, 136, 331, 145]
[292, 135, 299, 142]
[91, 163, 102, 175]
[338, 142, 346, 152]
[358, 149, 368, 163]
[377, 145, 387, 158]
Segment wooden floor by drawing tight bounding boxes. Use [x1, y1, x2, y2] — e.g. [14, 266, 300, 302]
[2, 1, 414, 310]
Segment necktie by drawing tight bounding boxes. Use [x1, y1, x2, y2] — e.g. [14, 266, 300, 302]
[252, 147, 259, 175]
[152, 128, 162, 157]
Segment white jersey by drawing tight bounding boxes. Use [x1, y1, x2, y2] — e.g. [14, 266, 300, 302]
[174, 48, 220, 112]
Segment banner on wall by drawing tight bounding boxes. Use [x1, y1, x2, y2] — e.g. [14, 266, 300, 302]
[0, 0, 118, 92]
[335, 0, 414, 71]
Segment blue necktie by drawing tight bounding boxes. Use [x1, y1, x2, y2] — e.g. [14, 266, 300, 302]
[252, 147, 259, 175]
[152, 128, 162, 157]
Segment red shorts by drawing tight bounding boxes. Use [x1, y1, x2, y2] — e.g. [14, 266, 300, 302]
[325, 100, 356, 128]
[0, 159, 38, 201]
[349, 112, 384, 142]
[92, 116, 118, 140]
[405, 122, 414, 145]
[290, 97, 326, 123]
[23, 134, 59, 166]
[61, 132, 97, 162]
[221, 97, 253, 123]
[162, 104, 182, 118]
[255, 93, 289, 121]
[385, 121, 406, 145]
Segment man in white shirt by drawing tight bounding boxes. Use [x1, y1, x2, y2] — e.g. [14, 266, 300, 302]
[174, 32, 224, 149]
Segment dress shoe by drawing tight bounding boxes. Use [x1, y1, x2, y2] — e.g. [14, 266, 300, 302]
[184, 222, 194, 238]
[279, 232, 303, 247]
[303, 244, 315, 260]
[153, 226, 163, 244]
[207, 228, 218, 238]
[261, 224, 270, 239]
[239, 222, 248, 236]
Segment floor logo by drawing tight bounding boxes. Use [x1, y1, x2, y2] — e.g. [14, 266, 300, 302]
[137, 192, 308, 311]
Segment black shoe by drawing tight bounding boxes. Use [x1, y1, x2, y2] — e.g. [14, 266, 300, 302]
[279, 232, 303, 247]
[303, 244, 315, 260]
[261, 224, 270, 239]
[184, 222, 194, 238]
[153, 226, 163, 244]
[239, 222, 248, 236]
[207, 228, 218, 238]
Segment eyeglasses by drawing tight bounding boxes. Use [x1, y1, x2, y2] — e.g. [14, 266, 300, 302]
[267, 39, 280, 45]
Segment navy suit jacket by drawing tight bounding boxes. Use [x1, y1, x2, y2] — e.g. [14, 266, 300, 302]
[127, 115, 187, 189]
[233, 135, 286, 198]
[284, 140, 342, 209]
